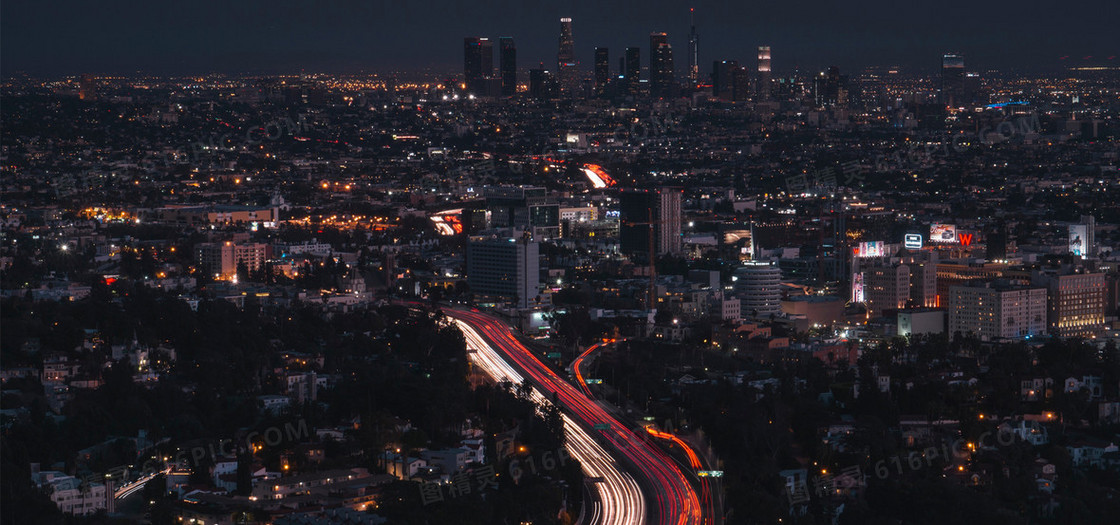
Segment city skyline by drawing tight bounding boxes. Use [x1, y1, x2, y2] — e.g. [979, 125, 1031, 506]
[2, 1, 1117, 77]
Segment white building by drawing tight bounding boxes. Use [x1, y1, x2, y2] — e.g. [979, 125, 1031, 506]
[33, 469, 113, 515]
[948, 282, 1046, 341]
[733, 261, 782, 318]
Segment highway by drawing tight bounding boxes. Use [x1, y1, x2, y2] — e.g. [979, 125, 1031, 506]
[573, 340, 720, 525]
[448, 308, 703, 525]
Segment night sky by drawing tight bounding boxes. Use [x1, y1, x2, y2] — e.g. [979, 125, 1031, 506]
[2, 0, 1115, 77]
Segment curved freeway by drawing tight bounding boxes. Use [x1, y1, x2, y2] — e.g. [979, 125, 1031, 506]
[573, 340, 720, 525]
[447, 308, 703, 525]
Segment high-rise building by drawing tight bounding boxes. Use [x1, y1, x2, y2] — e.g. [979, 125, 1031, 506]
[529, 68, 558, 99]
[732, 65, 751, 102]
[196, 241, 268, 278]
[557, 18, 578, 95]
[941, 53, 965, 107]
[499, 37, 517, 97]
[594, 47, 610, 94]
[948, 282, 1046, 341]
[618, 188, 682, 258]
[814, 66, 846, 106]
[687, 9, 699, 87]
[464, 37, 494, 95]
[757, 46, 772, 100]
[467, 233, 540, 308]
[712, 60, 738, 99]
[733, 261, 783, 318]
[1071, 215, 1096, 257]
[863, 264, 911, 318]
[1033, 270, 1106, 337]
[650, 32, 675, 98]
[624, 47, 642, 96]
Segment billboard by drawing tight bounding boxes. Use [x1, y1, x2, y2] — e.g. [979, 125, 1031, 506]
[904, 234, 923, 249]
[930, 223, 957, 243]
[1069, 224, 1088, 257]
[857, 241, 885, 258]
[851, 272, 865, 303]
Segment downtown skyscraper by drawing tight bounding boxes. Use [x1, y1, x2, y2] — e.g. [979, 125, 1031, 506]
[557, 17, 578, 95]
[594, 47, 610, 95]
[757, 46, 772, 100]
[464, 37, 493, 95]
[624, 47, 641, 96]
[650, 32, 675, 98]
[499, 37, 516, 97]
[941, 53, 965, 107]
[687, 8, 699, 87]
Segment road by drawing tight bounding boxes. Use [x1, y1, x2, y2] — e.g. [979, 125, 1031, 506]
[572, 340, 721, 525]
[447, 308, 703, 525]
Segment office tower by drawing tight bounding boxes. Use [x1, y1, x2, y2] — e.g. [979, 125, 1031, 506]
[901, 250, 939, 309]
[963, 72, 981, 106]
[650, 32, 675, 97]
[1033, 270, 1106, 337]
[624, 47, 642, 96]
[467, 233, 540, 308]
[757, 46, 772, 100]
[464, 37, 493, 95]
[712, 60, 738, 100]
[941, 53, 965, 107]
[618, 188, 682, 258]
[657, 189, 682, 254]
[594, 47, 610, 94]
[557, 18, 578, 95]
[948, 282, 1047, 341]
[862, 264, 911, 318]
[733, 261, 783, 318]
[814, 66, 845, 106]
[529, 67, 558, 99]
[499, 37, 517, 96]
[687, 8, 699, 87]
[732, 65, 751, 101]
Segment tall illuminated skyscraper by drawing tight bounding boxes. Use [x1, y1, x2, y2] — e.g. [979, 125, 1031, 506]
[499, 37, 516, 97]
[594, 47, 610, 94]
[557, 18, 578, 95]
[624, 47, 641, 96]
[649, 32, 672, 97]
[464, 37, 493, 95]
[712, 60, 738, 99]
[650, 32, 675, 98]
[687, 8, 699, 87]
[757, 46, 772, 100]
[941, 53, 965, 107]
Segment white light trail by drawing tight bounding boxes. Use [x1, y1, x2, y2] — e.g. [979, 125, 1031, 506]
[455, 319, 646, 525]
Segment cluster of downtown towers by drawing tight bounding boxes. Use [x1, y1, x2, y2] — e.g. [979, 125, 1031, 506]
[463, 16, 774, 101]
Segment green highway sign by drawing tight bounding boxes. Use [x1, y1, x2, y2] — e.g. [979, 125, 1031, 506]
[697, 470, 724, 478]
[593, 423, 610, 430]
[547, 352, 562, 359]
[585, 378, 603, 385]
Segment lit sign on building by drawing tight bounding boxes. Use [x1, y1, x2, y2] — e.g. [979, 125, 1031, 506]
[904, 234, 923, 249]
[851, 272, 865, 303]
[856, 241, 885, 258]
[930, 223, 957, 243]
[1069, 224, 1088, 257]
